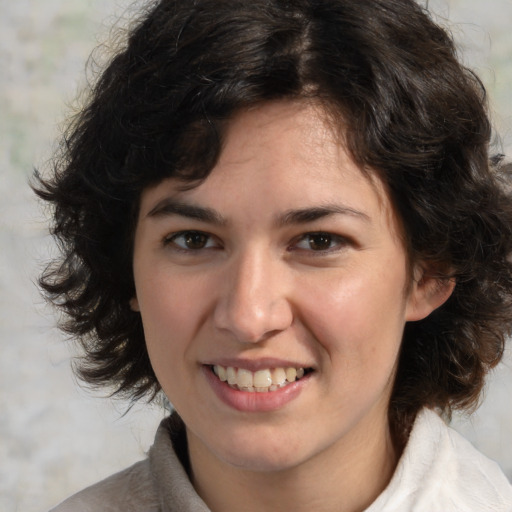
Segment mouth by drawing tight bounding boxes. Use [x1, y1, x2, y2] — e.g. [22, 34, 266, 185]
[210, 364, 314, 393]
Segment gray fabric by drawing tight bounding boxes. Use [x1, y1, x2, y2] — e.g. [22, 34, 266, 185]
[149, 418, 210, 512]
[50, 409, 512, 511]
[49, 415, 210, 512]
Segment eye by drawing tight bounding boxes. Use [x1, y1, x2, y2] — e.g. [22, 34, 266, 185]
[165, 231, 218, 251]
[293, 232, 347, 252]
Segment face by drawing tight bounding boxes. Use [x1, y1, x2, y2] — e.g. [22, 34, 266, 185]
[132, 101, 444, 475]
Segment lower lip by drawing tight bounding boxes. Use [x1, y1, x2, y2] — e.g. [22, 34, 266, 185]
[202, 366, 310, 413]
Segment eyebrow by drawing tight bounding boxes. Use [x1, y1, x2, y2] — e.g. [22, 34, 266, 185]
[276, 205, 370, 226]
[146, 198, 370, 226]
[147, 199, 226, 225]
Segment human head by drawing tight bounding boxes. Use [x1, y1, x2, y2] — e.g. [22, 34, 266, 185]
[36, 0, 512, 442]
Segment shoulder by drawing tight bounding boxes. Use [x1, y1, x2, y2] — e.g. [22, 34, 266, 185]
[49, 459, 158, 512]
[412, 409, 512, 510]
[48, 414, 211, 512]
[368, 408, 512, 511]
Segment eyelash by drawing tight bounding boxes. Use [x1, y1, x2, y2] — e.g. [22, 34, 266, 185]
[290, 232, 349, 254]
[163, 231, 221, 252]
[163, 230, 349, 255]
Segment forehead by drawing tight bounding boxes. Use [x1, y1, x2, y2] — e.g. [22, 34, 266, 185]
[138, 101, 398, 233]
[218, 101, 353, 183]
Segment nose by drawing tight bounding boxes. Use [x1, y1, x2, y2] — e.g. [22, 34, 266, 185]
[213, 249, 293, 344]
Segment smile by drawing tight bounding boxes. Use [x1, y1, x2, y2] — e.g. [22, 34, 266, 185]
[211, 365, 311, 393]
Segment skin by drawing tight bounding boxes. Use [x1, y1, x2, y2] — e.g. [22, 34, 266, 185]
[131, 101, 453, 512]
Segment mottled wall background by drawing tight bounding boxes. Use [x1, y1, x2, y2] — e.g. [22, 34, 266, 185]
[1, 1, 511, 511]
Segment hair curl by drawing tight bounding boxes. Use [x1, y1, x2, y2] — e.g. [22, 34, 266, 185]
[36, 0, 512, 444]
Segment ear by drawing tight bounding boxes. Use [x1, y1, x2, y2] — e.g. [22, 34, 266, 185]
[405, 264, 455, 322]
[130, 296, 140, 312]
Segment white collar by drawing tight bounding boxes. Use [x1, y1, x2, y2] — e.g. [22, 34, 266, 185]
[366, 408, 512, 511]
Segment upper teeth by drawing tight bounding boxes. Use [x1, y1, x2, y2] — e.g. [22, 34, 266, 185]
[213, 365, 306, 392]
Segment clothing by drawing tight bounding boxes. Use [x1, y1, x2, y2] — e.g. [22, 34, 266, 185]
[50, 408, 512, 512]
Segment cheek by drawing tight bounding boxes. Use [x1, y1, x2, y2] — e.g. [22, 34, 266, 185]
[298, 268, 407, 367]
[134, 268, 215, 365]
[135, 262, 204, 322]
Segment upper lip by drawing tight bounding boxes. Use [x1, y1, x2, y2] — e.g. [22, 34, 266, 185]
[203, 357, 315, 372]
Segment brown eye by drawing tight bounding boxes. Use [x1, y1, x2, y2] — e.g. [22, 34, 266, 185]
[168, 231, 215, 250]
[292, 232, 347, 253]
[184, 232, 209, 249]
[307, 233, 333, 251]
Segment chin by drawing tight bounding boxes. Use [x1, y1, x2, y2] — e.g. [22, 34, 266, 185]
[222, 448, 304, 473]
[207, 429, 309, 473]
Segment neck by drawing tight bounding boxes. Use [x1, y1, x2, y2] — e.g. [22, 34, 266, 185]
[187, 416, 399, 512]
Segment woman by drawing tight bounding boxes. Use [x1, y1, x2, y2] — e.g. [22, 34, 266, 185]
[38, 0, 512, 510]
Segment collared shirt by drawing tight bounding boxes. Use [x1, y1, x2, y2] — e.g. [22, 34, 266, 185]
[50, 409, 512, 511]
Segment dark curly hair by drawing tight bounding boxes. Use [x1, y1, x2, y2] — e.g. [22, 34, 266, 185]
[35, 0, 512, 444]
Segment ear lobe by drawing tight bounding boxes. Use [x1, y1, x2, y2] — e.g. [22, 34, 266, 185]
[130, 296, 140, 312]
[405, 266, 455, 322]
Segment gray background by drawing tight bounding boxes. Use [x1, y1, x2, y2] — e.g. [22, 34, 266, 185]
[1, 1, 511, 511]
